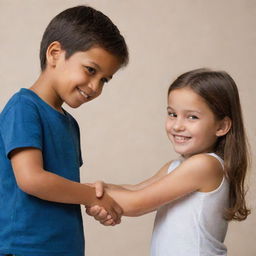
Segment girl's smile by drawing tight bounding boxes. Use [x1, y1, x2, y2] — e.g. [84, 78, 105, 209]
[172, 134, 192, 143]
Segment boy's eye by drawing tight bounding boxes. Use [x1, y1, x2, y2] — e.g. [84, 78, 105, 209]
[100, 77, 109, 85]
[86, 66, 96, 75]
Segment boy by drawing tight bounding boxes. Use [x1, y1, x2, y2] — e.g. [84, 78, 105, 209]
[0, 5, 128, 256]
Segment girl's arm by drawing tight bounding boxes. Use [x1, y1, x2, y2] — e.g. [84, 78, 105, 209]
[105, 154, 223, 217]
[10, 147, 122, 222]
[85, 161, 171, 223]
[102, 161, 172, 191]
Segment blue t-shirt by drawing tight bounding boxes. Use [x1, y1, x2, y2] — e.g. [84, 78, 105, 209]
[0, 89, 84, 256]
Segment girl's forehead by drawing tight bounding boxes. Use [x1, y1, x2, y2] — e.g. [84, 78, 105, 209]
[168, 87, 202, 103]
[168, 87, 212, 113]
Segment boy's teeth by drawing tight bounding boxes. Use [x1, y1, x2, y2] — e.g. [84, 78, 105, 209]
[80, 91, 87, 98]
[78, 88, 88, 99]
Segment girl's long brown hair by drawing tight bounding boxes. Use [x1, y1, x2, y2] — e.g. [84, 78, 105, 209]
[168, 68, 250, 221]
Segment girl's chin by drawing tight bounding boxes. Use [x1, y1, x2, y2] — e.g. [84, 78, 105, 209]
[174, 148, 194, 158]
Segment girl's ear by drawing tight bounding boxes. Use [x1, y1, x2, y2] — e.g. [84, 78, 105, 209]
[46, 41, 63, 68]
[216, 117, 232, 137]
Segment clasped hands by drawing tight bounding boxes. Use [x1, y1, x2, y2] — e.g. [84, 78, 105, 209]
[86, 181, 122, 226]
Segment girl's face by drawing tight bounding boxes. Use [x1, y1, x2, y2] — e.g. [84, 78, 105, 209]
[166, 87, 222, 158]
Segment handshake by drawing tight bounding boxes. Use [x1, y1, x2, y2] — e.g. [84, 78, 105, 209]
[85, 181, 124, 226]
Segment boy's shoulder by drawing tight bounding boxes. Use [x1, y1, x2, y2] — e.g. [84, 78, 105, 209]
[0, 88, 79, 129]
[0, 89, 37, 118]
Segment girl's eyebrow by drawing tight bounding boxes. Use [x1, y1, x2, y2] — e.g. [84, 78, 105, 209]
[187, 110, 202, 114]
[167, 106, 202, 114]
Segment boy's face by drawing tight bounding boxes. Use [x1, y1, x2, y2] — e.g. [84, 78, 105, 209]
[50, 46, 121, 109]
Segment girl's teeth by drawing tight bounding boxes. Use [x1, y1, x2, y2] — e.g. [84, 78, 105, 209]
[174, 135, 190, 142]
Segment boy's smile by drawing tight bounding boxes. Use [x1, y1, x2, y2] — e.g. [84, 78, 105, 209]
[166, 87, 222, 158]
[31, 45, 121, 112]
[53, 46, 121, 109]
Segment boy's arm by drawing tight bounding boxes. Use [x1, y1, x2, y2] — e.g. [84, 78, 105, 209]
[105, 154, 223, 216]
[10, 147, 122, 222]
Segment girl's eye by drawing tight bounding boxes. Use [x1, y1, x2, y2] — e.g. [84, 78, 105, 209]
[188, 115, 198, 120]
[86, 66, 96, 75]
[168, 112, 177, 118]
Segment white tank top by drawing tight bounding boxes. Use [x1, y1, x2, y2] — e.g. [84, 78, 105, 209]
[151, 153, 229, 256]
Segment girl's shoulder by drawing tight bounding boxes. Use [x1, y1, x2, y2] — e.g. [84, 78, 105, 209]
[182, 153, 223, 169]
[180, 153, 224, 192]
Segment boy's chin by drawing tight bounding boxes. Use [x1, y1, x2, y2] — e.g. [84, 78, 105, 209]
[65, 99, 88, 108]
[64, 101, 83, 109]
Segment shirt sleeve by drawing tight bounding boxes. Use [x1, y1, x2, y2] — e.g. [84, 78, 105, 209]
[0, 97, 43, 158]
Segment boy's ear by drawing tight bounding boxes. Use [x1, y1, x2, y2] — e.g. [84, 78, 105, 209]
[216, 117, 232, 137]
[46, 41, 63, 68]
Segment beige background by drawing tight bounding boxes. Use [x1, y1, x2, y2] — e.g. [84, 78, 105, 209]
[0, 0, 255, 255]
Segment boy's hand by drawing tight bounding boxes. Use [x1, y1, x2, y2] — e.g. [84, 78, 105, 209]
[86, 181, 122, 225]
[86, 205, 120, 226]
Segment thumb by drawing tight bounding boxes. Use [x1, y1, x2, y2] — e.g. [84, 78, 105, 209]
[95, 181, 104, 198]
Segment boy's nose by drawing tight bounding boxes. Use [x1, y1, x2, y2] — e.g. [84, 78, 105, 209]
[87, 80, 102, 95]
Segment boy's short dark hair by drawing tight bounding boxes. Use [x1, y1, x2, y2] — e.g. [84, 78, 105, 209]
[40, 5, 129, 71]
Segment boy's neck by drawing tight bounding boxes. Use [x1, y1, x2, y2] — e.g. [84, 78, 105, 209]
[30, 73, 64, 113]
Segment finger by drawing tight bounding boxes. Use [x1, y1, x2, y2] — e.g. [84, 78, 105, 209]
[86, 205, 101, 216]
[108, 207, 118, 222]
[100, 218, 114, 226]
[106, 214, 112, 220]
[95, 181, 104, 198]
[90, 207, 108, 221]
[97, 208, 109, 220]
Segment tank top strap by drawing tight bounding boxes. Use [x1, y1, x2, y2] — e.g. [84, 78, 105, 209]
[167, 159, 182, 174]
[206, 153, 224, 169]
[168, 153, 224, 174]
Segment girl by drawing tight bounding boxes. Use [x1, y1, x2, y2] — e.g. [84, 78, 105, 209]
[88, 68, 250, 255]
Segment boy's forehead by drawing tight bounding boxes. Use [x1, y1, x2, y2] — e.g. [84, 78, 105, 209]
[78, 47, 121, 74]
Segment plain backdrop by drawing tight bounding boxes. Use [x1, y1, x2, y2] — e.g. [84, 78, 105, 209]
[0, 0, 255, 255]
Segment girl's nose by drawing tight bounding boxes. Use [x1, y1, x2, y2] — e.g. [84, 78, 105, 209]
[173, 118, 185, 132]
